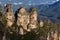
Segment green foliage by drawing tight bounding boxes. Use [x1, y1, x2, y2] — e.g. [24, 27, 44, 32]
[2, 14, 7, 26]
[20, 31, 37, 40]
[0, 12, 2, 16]
[35, 21, 55, 40]
[0, 21, 6, 32]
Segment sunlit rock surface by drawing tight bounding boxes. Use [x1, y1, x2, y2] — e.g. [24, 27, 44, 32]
[17, 5, 30, 35]
[53, 31, 58, 40]
[5, 4, 15, 27]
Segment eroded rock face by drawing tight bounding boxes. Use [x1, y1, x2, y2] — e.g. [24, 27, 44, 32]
[6, 12, 15, 27]
[4, 5, 38, 35]
[5, 4, 15, 27]
[17, 6, 30, 35]
[29, 8, 37, 30]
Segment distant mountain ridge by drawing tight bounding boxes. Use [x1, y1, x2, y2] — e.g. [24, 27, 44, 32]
[37, 1, 60, 22]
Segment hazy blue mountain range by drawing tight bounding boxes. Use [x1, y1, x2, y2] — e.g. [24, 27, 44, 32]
[38, 1, 60, 22]
[29, 1, 60, 22]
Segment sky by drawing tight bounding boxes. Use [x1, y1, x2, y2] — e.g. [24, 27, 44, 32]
[0, 0, 60, 5]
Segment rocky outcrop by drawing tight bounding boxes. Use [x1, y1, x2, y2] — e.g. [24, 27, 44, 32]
[0, 3, 60, 40]
[28, 7, 37, 30]
[4, 4, 15, 27]
[16, 5, 30, 35]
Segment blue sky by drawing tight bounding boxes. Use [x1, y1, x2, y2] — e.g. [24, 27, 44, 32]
[0, 0, 60, 5]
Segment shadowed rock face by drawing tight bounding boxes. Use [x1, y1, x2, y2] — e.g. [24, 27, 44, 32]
[0, 5, 3, 21]
[29, 7, 37, 29]
[5, 4, 15, 27]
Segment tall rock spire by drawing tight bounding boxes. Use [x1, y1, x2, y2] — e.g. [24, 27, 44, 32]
[7, 4, 13, 12]
[5, 3, 15, 27]
[17, 5, 30, 35]
[29, 7, 37, 30]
